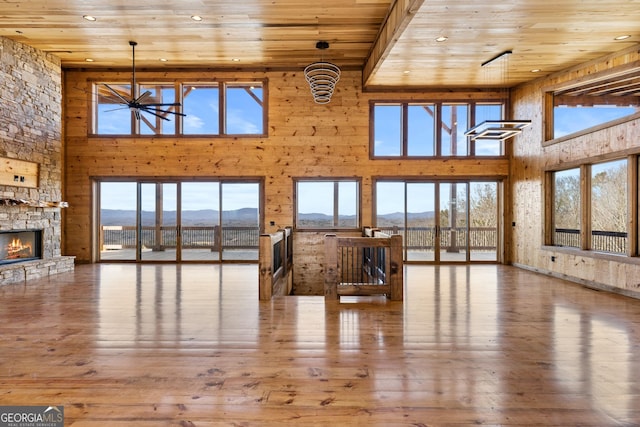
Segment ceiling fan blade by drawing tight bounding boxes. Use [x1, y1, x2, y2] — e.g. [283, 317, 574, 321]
[157, 109, 187, 117]
[103, 106, 131, 113]
[135, 91, 152, 103]
[140, 102, 181, 107]
[139, 107, 170, 121]
[103, 84, 132, 105]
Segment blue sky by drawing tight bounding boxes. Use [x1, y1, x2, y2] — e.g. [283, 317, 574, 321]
[101, 182, 259, 211]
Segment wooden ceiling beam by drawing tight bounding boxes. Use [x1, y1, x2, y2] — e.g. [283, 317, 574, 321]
[361, 0, 425, 88]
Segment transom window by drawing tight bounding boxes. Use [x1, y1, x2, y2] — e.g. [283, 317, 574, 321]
[371, 101, 505, 158]
[93, 80, 266, 136]
[545, 67, 640, 141]
[294, 179, 360, 230]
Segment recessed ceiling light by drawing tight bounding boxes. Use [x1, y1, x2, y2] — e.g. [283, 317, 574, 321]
[85, 58, 94, 62]
[530, 69, 541, 73]
[82, 15, 96, 21]
[190, 15, 203, 21]
[614, 34, 631, 41]
[403, 70, 411, 74]
[159, 58, 168, 62]
[231, 58, 240, 62]
[435, 36, 448, 42]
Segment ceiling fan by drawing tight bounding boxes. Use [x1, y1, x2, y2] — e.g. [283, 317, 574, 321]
[102, 41, 185, 121]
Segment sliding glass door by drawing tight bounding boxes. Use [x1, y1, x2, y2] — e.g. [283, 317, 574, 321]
[181, 182, 219, 261]
[375, 180, 500, 263]
[140, 182, 178, 261]
[98, 180, 261, 262]
[221, 183, 260, 261]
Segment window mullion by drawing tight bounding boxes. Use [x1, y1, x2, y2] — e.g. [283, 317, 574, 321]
[219, 82, 226, 135]
[581, 164, 591, 251]
[402, 104, 408, 157]
[468, 102, 476, 156]
[628, 155, 638, 256]
[333, 182, 340, 227]
[435, 103, 442, 157]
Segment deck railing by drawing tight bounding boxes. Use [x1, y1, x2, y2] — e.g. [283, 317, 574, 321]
[258, 227, 293, 300]
[554, 228, 627, 253]
[376, 226, 497, 250]
[324, 228, 403, 301]
[100, 225, 260, 251]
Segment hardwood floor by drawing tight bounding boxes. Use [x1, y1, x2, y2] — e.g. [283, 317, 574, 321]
[1, 264, 639, 426]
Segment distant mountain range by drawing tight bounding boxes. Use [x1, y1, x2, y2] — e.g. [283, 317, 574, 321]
[101, 208, 259, 226]
[100, 208, 435, 226]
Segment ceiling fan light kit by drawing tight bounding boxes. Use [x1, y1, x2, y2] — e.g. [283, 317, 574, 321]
[304, 41, 341, 104]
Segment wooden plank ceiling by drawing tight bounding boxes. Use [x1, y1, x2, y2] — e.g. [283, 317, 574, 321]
[0, 0, 638, 89]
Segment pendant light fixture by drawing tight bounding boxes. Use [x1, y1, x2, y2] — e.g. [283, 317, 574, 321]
[465, 50, 531, 141]
[304, 41, 341, 104]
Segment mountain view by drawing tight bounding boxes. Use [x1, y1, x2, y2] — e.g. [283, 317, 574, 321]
[101, 208, 260, 227]
[101, 208, 436, 227]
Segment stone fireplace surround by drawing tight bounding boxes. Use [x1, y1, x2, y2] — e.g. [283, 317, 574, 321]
[0, 37, 75, 285]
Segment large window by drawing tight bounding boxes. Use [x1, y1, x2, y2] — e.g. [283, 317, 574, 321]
[548, 158, 630, 255]
[94, 80, 266, 136]
[98, 179, 261, 262]
[371, 101, 504, 158]
[295, 179, 360, 230]
[546, 67, 640, 141]
[375, 179, 501, 262]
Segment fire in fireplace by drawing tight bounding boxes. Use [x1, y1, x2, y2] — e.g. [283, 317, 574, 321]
[0, 230, 43, 264]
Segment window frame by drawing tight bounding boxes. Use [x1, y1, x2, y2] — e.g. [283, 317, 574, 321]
[293, 178, 361, 231]
[545, 154, 638, 257]
[91, 78, 268, 137]
[369, 99, 506, 159]
[543, 64, 640, 146]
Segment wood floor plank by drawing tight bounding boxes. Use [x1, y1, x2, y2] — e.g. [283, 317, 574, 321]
[1, 264, 640, 426]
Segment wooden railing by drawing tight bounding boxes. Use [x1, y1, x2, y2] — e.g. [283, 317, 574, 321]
[100, 225, 260, 251]
[324, 228, 403, 301]
[258, 227, 293, 300]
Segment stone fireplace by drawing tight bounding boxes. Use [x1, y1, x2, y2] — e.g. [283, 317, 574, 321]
[0, 37, 75, 285]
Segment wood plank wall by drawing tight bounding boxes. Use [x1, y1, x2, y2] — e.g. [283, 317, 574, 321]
[511, 44, 640, 299]
[63, 69, 508, 294]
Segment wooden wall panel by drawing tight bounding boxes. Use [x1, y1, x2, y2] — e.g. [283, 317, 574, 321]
[511, 45, 640, 298]
[64, 69, 509, 294]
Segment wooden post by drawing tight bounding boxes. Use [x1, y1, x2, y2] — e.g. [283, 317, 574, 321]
[324, 234, 338, 300]
[389, 234, 403, 301]
[258, 234, 273, 301]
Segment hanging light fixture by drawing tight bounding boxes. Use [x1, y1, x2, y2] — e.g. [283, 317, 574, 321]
[465, 50, 531, 141]
[304, 41, 341, 104]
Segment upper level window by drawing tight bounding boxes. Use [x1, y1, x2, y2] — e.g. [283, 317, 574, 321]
[546, 67, 640, 141]
[371, 101, 504, 158]
[294, 179, 360, 230]
[93, 80, 266, 136]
